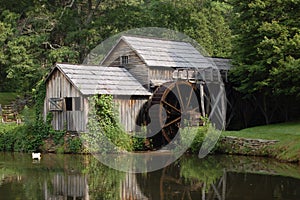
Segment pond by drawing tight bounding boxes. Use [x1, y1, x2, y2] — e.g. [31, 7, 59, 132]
[0, 152, 300, 200]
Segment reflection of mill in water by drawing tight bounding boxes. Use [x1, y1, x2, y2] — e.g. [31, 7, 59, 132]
[121, 173, 149, 200]
[43, 171, 227, 200]
[44, 174, 89, 200]
[43, 173, 148, 200]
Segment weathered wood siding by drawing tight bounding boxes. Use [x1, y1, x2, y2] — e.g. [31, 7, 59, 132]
[149, 66, 174, 83]
[102, 40, 150, 90]
[45, 68, 149, 133]
[113, 96, 148, 133]
[45, 69, 87, 132]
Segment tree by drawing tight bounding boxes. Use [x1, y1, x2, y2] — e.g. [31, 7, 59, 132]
[0, 0, 233, 93]
[229, 0, 300, 124]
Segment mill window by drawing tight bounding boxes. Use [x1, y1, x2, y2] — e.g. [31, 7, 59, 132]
[49, 98, 63, 111]
[121, 55, 129, 65]
[74, 97, 81, 111]
[65, 97, 73, 111]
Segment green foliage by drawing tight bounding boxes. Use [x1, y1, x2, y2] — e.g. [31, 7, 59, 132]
[0, 92, 18, 105]
[33, 79, 46, 121]
[183, 0, 232, 57]
[181, 116, 221, 154]
[84, 95, 133, 153]
[50, 129, 65, 145]
[131, 137, 146, 151]
[0, 119, 50, 152]
[21, 105, 35, 124]
[13, 120, 51, 152]
[228, 0, 300, 125]
[0, 0, 232, 92]
[230, 0, 300, 96]
[67, 137, 82, 153]
[0, 110, 60, 152]
[0, 124, 18, 151]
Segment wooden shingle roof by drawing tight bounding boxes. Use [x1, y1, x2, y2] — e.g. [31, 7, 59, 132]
[210, 58, 231, 70]
[52, 63, 151, 96]
[119, 36, 231, 70]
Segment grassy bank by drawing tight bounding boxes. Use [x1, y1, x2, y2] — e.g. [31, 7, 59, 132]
[0, 92, 18, 105]
[222, 121, 300, 162]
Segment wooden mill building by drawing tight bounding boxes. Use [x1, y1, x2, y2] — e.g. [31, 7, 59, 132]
[100, 36, 230, 143]
[44, 63, 150, 132]
[45, 35, 230, 142]
[101, 35, 230, 90]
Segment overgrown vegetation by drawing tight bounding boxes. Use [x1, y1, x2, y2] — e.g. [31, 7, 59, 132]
[0, 80, 84, 153]
[0, 115, 83, 153]
[83, 95, 144, 153]
[0, 118, 50, 152]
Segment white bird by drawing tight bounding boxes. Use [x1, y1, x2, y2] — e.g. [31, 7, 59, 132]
[32, 152, 41, 160]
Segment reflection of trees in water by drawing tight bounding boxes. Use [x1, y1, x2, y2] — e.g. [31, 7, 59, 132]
[136, 155, 300, 200]
[136, 157, 226, 200]
[2, 153, 300, 200]
[84, 157, 126, 200]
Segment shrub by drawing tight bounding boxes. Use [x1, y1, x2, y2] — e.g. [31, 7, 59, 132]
[68, 137, 82, 153]
[181, 116, 222, 154]
[13, 120, 50, 152]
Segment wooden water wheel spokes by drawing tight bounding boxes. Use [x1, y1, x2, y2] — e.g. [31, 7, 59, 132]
[148, 81, 201, 147]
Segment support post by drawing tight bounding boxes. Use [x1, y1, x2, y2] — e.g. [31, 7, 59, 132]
[200, 82, 206, 117]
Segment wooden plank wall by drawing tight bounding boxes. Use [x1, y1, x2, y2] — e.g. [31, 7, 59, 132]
[102, 40, 150, 89]
[113, 97, 148, 133]
[45, 69, 86, 132]
[149, 67, 174, 82]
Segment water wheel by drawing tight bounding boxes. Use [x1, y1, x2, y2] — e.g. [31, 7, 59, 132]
[147, 81, 202, 148]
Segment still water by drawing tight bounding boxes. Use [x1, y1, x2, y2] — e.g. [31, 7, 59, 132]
[0, 152, 300, 200]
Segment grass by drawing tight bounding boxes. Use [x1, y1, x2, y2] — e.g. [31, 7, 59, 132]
[221, 121, 300, 162]
[223, 121, 300, 141]
[0, 92, 18, 106]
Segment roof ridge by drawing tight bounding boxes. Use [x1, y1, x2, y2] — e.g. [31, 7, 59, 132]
[121, 35, 192, 45]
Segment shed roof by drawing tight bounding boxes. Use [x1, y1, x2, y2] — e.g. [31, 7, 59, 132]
[210, 58, 231, 70]
[51, 63, 151, 96]
[107, 36, 231, 70]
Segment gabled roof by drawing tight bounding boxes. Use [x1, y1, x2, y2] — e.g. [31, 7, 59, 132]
[102, 35, 231, 70]
[49, 63, 151, 96]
